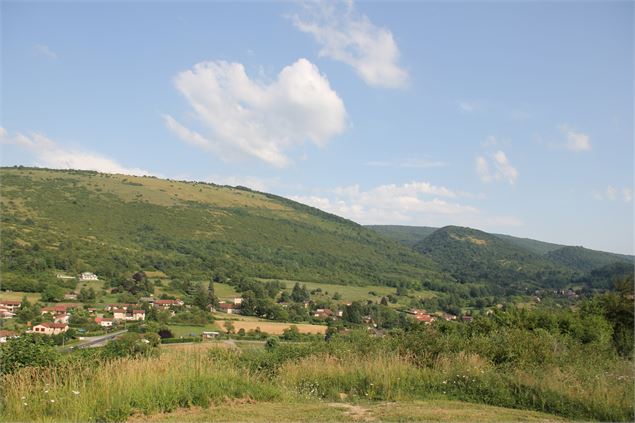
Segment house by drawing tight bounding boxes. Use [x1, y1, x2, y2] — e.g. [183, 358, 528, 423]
[64, 293, 78, 301]
[218, 303, 241, 314]
[313, 308, 334, 319]
[41, 305, 69, 316]
[79, 272, 98, 281]
[408, 309, 428, 316]
[56, 274, 76, 280]
[31, 322, 69, 335]
[54, 314, 70, 324]
[112, 308, 145, 321]
[442, 313, 457, 321]
[202, 331, 220, 340]
[0, 330, 18, 343]
[461, 315, 473, 322]
[105, 303, 136, 311]
[414, 314, 436, 324]
[231, 297, 243, 305]
[0, 300, 21, 312]
[0, 307, 15, 319]
[139, 296, 155, 304]
[153, 299, 184, 309]
[95, 317, 114, 327]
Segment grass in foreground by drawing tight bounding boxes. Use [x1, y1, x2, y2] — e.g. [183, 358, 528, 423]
[127, 400, 567, 422]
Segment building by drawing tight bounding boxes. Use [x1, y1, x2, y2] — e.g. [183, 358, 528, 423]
[218, 303, 241, 314]
[0, 330, 18, 343]
[202, 331, 220, 340]
[64, 293, 78, 301]
[105, 303, 137, 311]
[79, 272, 99, 281]
[54, 314, 70, 324]
[41, 305, 69, 316]
[153, 299, 184, 309]
[0, 300, 21, 312]
[0, 307, 16, 319]
[95, 317, 114, 327]
[112, 309, 146, 321]
[231, 297, 243, 305]
[31, 322, 69, 335]
[313, 308, 334, 319]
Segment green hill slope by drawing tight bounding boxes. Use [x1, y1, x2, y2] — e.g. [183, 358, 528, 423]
[547, 246, 633, 272]
[0, 167, 444, 288]
[412, 226, 575, 290]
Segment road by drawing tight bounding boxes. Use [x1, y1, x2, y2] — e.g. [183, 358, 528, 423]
[60, 330, 127, 352]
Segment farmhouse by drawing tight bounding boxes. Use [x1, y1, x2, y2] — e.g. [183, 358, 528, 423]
[153, 299, 184, 309]
[31, 322, 69, 335]
[41, 305, 69, 316]
[106, 303, 137, 311]
[112, 309, 146, 321]
[219, 302, 241, 314]
[0, 330, 18, 343]
[0, 307, 16, 319]
[313, 308, 334, 319]
[0, 300, 21, 312]
[79, 272, 99, 281]
[95, 317, 114, 327]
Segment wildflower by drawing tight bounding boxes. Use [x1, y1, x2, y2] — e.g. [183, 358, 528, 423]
[442, 380, 447, 384]
[72, 391, 80, 395]
[50, 399, 55, 403]
[442, 391, 446, 394]
[21, 396, 26, 400]
[44, 390, 49, 393]
[23, 403, 27, 406]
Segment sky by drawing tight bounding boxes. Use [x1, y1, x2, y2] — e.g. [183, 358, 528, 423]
[1, 0, 633, 254]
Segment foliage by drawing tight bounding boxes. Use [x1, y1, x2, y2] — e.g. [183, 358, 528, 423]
[0, 334, 60, 375]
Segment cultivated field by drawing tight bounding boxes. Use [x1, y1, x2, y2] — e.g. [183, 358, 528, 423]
[216, 319, 327, 335]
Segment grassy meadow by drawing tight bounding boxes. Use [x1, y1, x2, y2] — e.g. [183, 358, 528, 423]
[1, 328, 632, 423]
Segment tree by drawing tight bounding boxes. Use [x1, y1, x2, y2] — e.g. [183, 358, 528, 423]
[223, 321, 235, 334]
[380, 296, 389, 306]
[0, 334, 60, 375]
[291, 282, 310, 302]
[208, 280, 219, 308]
[40, 284, 64, 302]
[193, 284, 209, 311]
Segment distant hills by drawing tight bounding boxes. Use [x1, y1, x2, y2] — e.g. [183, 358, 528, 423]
[0, 167, 443, 289]
[368, 225, 633, 290]
[1, 167, 631, 298]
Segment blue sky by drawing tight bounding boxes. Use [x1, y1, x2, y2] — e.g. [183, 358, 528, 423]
[1, 1, 633, 254]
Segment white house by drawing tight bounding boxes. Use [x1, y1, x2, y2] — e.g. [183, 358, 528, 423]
[31, 322, 69, 335]
[79, 272, 99, 281]
[54, 314, 70, 324]
[0, 300, 21, 312]
[112, 308, 145, 321]
[95, 317, 114, 327]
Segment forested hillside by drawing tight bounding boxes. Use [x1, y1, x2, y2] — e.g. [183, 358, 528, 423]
[0, 167, 444, 290]
[369, 224, 633, 291]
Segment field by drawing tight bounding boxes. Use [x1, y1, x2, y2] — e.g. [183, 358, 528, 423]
[167, 324, 221, 337]
[0, 291, 41, 303]
[216, 319, 327, 335]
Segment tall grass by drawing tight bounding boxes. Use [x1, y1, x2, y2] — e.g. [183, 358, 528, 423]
[0, 347, 279, 422]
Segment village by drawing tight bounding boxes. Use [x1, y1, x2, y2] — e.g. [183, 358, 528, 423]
[0, 271, 471, 347]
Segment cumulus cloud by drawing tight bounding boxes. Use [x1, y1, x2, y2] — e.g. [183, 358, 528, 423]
[458, 100, 480, 113]
[0, 128, 151, 176]
[560, 124, 591, 151]
[476, 150, 518, 185]
[289, 180, 521, 229]
[34, 44, 57, 60]
[165, 58, 347, 167]
[291, 0, 408, 88]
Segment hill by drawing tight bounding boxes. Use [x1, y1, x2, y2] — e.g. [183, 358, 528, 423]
[412, 226, 577, 290]
[0, 167, 444, 290]
[546, 246, 634, 273]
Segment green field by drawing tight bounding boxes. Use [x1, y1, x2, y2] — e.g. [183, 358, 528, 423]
[167, 323, 220, 337]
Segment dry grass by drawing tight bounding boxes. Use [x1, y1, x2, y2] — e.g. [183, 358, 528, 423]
[220, 320, 327, 335]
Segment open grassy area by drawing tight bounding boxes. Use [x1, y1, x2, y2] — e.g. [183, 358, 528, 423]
[128, 399, 567, 422]
[216, 319, 327, 335]
[167, 324, 220, 337]
[0, 291, 41, 303]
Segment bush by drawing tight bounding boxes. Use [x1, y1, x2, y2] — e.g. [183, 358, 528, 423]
[0, 334, 60, 375]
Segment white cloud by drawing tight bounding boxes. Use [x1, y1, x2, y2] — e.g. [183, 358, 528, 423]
[34, 44, 57, 60]
[0, 128, 151, 176]
[291, 0, 408, 88]
[475, 150, 518, 185]
[593, 186, 633, 203]
[560, 124, 591, 151]
[289, 180, 520, 229]
[165, 58, 347, 168]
